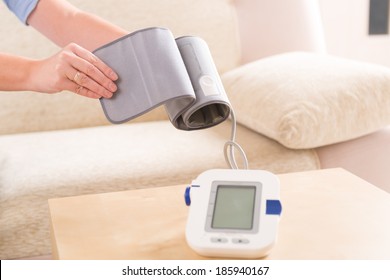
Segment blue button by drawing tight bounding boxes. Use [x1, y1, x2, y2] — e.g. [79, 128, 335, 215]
[184, 185, 200, 206]
[184, 186, 191, 206]
[266, 200, 282, 215]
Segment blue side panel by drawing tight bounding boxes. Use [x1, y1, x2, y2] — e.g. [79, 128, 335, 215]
[184, 184, 200, 206]
[266, 200, 282, 215]
[184, 186, 191, 206]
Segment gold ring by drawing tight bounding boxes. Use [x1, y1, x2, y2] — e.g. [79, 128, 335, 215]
[73, 71, 81, 83]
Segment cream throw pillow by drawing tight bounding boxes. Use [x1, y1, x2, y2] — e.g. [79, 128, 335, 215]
[222, 52, 390, 149]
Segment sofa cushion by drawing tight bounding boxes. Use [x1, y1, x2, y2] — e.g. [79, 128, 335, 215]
[222, 52, 390, 149]
[0, 121, 319, 259]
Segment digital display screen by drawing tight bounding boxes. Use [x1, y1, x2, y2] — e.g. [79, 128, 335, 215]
[211, 185, 256, 230]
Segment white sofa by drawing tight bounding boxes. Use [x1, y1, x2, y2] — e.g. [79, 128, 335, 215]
[1, 0, 389, 259]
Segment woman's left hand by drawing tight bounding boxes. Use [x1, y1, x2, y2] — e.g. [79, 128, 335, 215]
[29, 43, 118, 99]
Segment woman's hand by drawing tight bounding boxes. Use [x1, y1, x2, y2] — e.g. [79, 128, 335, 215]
[30, 43, 118, 99]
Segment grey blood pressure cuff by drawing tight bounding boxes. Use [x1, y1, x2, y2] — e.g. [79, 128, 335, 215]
[93, 27, 231, 130]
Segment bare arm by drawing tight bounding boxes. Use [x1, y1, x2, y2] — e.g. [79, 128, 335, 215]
[28, 0, 128, 50]
[0, 0, 129, 98]
[0, 53, 35, 91]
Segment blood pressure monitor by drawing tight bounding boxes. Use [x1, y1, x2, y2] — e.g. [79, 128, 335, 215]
[184, 169, 282, 258]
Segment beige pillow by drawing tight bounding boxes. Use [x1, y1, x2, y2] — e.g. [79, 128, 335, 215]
[222, 52, 390, 149]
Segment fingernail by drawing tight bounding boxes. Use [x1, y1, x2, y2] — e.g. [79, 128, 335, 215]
[110, 70, 118, 81]
[104, 91, 113, 99]
[109, 82, 117, 92]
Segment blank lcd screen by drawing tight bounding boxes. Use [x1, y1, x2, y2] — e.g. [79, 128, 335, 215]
[211, 185, 256, 230]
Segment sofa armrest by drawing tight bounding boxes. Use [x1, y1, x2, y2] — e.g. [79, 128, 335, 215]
[317, 127, 390, 192]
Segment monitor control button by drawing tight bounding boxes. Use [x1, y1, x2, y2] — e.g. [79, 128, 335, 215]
[210, 237, 228, 243]
[232, 238, 250, 244]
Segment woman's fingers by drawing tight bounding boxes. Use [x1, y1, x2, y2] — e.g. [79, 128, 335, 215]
[71, 70, 113, 98]
[71, 43, 118, 81]
[64, 43, 118, 98]
[61, 77, 102, 99]
[66, 44, 118, 96]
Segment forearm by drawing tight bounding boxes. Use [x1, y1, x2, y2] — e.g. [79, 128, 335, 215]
[0, 53, 36, 91]
[27, 0, 128, 51]
[1, 0, 122, 98]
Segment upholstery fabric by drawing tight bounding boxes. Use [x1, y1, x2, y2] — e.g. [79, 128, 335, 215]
[0, 121, 319, 259]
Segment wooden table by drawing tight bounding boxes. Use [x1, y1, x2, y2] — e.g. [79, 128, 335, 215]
[48, 168, 390, 259]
